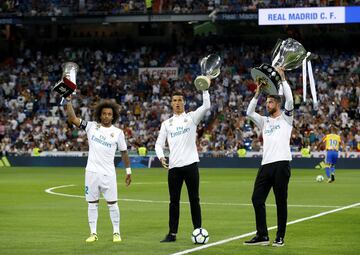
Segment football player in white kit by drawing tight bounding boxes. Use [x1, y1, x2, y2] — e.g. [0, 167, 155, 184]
[65, 97, 132, 243]
[155, 90, 210, 242]
[244, 67, 293, 247]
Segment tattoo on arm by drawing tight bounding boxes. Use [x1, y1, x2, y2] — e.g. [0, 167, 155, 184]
[66, 104, 76, 120]
[66, 103, 80, 127]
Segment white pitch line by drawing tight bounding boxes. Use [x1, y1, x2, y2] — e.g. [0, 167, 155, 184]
[131, 181, 210, 185]
[169, 202, 360, 255]
[45, 184, 345, 209]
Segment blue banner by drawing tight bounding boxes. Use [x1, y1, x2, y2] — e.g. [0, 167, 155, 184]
[345, 6, 360, 23]
[259, 6, 360, 25]
[6, 156, 360, 169]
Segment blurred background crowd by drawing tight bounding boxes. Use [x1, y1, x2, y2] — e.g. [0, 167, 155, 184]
[0, 0, 359, 156]
[0, 44, 359, 156]
[1, 0, 360, 16]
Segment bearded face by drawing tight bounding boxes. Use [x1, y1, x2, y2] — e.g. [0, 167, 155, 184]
[266, 98, 280, 115]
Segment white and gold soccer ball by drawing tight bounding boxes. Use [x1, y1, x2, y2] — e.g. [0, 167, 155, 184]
[191, 228, 209, 244]
[316, 175, 324, 182]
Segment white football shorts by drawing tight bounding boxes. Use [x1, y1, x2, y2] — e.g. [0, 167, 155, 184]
[85, 171, 118, 202]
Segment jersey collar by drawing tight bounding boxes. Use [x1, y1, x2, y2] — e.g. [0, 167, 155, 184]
[173, 112, 186, 118]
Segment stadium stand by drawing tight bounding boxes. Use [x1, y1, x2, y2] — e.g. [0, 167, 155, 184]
[0, 0, 359, 156]
[0, 44, 359, 155]
[1, 0, 360, 17]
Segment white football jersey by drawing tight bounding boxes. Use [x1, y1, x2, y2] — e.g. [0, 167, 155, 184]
[155, 91, 211, 169]
[260, 115, 293, 165]
[84, 121, 127, 176]
[246, 80, 294, 165]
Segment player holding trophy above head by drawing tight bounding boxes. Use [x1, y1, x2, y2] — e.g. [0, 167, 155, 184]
[251, 38, 318, 108]
[244, 66, 293, 247]
[155, 54, 221, 243]
[54, 63, 132, 243]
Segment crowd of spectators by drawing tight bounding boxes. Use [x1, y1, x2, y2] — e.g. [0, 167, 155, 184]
[0, 43, 359, 156]
[1, 0, 360, 16]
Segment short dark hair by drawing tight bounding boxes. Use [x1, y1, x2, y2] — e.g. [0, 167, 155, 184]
[267, 95, 282, 104]
[94, 100, 120, 124]
[172, 90, 184, 98]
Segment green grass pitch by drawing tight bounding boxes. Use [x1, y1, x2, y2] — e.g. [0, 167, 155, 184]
[0, 167, 359, 255]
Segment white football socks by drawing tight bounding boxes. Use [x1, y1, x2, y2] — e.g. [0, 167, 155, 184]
[88, 203, 98, 234]
[108, 203, 120, 234]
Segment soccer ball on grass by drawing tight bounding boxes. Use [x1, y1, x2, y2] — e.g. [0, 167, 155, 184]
[191, 228, 209, 244]
[316, 175, 324, 182]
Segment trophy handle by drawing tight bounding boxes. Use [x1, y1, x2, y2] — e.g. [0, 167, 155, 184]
[271, 39, 283, 63]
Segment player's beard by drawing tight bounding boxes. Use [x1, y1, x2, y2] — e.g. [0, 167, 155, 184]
[101, 118, 112, 127]
[267, 107, 277, 116]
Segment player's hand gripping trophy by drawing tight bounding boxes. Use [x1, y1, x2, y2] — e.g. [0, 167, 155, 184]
[53, 62, 79, 104]
[194, 54, 221, 91]
[251, 38, 309, 95]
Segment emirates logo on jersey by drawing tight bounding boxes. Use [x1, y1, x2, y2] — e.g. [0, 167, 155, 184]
[170, 127, 190, 138]
[264, 124, 281, 136]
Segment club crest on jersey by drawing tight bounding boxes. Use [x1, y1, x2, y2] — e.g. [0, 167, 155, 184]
[169, 119, 173, 126]
[96, 124, 101, 130]
[110, 133, 114, 137]
[184, 118, 188, 123]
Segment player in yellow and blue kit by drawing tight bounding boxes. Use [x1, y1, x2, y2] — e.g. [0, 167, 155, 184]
[318, 126, 345, 183]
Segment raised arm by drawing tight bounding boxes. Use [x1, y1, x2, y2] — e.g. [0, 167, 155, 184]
[155, 122, 169, 168]
[246, 83, 264, 129]
[64, 96, 81, 127]
[282, 80, 294, 112]
[277, 67, 294, 125]
[189, 91, 211, 125]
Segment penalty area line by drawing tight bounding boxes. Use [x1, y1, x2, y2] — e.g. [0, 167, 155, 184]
[169, 201, 360, 255]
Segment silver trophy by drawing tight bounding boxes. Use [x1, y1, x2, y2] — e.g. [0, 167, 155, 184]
[194, 54, 221, 91]
[251, 38, 308, 95]
[53, 62, 79, 98]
